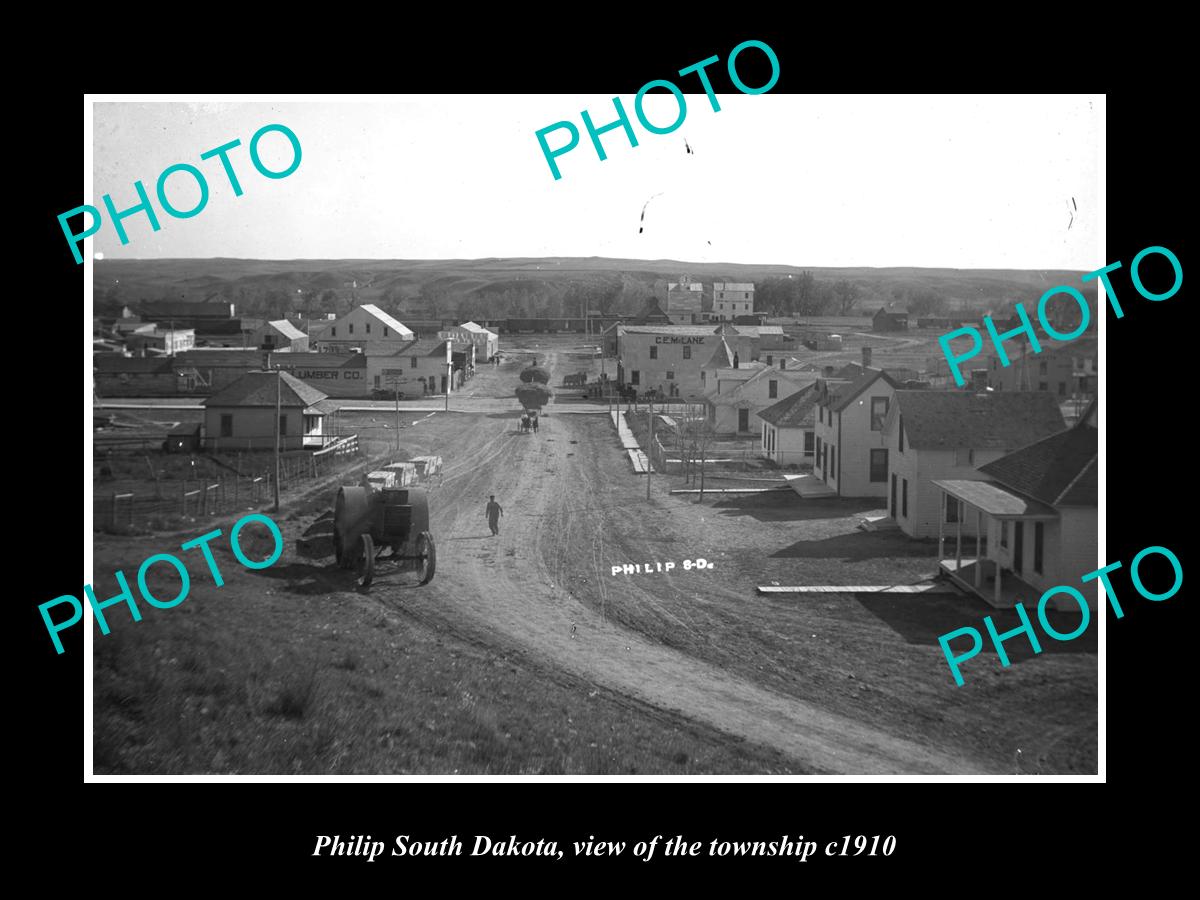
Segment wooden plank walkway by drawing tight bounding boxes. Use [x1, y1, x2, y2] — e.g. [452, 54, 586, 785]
[671, 487, 784, 495]
[756, 583, 959, 595]
[628, 449, 654, 474]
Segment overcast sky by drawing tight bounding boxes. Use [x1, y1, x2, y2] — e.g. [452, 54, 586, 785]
[89, 95, 1101, 270]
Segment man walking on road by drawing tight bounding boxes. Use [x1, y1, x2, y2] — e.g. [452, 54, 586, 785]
[485, 495, 503, 536]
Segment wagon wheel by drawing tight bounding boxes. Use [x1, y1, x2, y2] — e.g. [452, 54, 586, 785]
[357, 533, 375, 588]
[416, 531, 436, 585]
[334, 532, 354, 569]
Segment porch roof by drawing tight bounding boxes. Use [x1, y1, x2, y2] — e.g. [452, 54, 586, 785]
[933, 478, 1057, 519]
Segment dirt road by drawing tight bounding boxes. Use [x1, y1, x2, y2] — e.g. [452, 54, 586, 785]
[374, 349, 987, 774]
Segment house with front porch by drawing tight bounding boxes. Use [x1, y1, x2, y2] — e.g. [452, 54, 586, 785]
[933, 400, 1097, 609]
[882, 390, 1066, 538]
[202, 370, 328, 451]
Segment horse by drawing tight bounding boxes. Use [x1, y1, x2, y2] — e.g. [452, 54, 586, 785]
[519, 414, 532, 433]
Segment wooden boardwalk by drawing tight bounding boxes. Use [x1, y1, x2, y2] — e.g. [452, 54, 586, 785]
[756, 583, 959, 595]
[612, 411, 653, 473]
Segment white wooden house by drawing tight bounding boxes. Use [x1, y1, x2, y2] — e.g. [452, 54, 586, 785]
[812, 369, 899, 497]
[881, 390, 1066, 538]
[757, 384, 820, 465]
[934, 400, 1097, 608]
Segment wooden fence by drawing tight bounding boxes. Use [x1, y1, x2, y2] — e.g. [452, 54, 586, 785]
[95, 435, 363, 531]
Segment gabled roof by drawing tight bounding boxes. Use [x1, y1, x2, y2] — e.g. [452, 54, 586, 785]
[620, 323, 710, 335]
[358, 304, 412, 336]
[713, 282, 755, 291]
[389, 339, 444, 358]
[263, 319, 306, 340]
[874, 304, 909, 317]
[204, 371, 328, 409]
[701, 338, 736, 369]
[978, 398, 1096, 506]
[93, 355, 175, 374]
[708, 367, 814, 405]
[888, 390, 1065, 451]
[757, 384, 820, 427]
[827, 369, 899, 412]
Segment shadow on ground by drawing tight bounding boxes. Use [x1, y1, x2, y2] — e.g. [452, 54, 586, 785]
[857, 592, 1098, 658]
[771, 531, 937, 560]
[714, 492, 883, 523]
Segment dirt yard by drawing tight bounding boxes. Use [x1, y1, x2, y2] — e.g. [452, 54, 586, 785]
[92, 338, 1096, 774]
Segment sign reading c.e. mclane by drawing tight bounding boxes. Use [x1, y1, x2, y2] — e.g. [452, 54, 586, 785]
[654, 336, 706, 344]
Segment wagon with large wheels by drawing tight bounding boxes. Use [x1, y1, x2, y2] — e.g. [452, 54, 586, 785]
[332, 485, 437, 589]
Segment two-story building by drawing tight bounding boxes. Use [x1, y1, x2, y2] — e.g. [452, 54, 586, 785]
[812, 369, 899, 497]
[252, 319, 309, 353]
[881, 390, 1067, 538]
[311, 304, 414, 354]
[441, 321, 499, 361]
[666, 279, 704, 325]
[986, 336, 1097, 399]
[933, 400, 1097, 609]
[711, 282, 755, 321]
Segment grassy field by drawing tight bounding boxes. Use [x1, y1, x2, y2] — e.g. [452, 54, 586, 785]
[91, 512, 800, 775]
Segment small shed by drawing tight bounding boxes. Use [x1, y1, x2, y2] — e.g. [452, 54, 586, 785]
[163, 422, 202, 453]
[872, 305, 909, 332]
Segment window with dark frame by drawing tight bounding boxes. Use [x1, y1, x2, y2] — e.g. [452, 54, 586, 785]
[683, 345, 691, 359]
[1034, 522, 1044, 574]
[220, 414, 233, 438]
[901, 478, 908, 517]
[870, 396, 889, 431]
[650, 346, 658, 359]
[769, 380, 778, 398]
[946, 497, 961, 523]
[869, 449, 888, 482]
[631, 371, 640, 385]
[279, 415, 288, 435]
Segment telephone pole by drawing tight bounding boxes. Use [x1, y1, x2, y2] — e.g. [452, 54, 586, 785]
[445, 338, 452, 412]
[647, 396, 654, 501]
[272, 354, 281, 512]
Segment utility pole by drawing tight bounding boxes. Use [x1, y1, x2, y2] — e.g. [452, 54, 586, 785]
[647, 395, 654, 501]
[445, 338, 452, 412]
[272, 354, 281, 512]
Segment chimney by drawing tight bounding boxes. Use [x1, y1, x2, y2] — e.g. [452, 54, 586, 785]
[862, 346, 872, 369]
